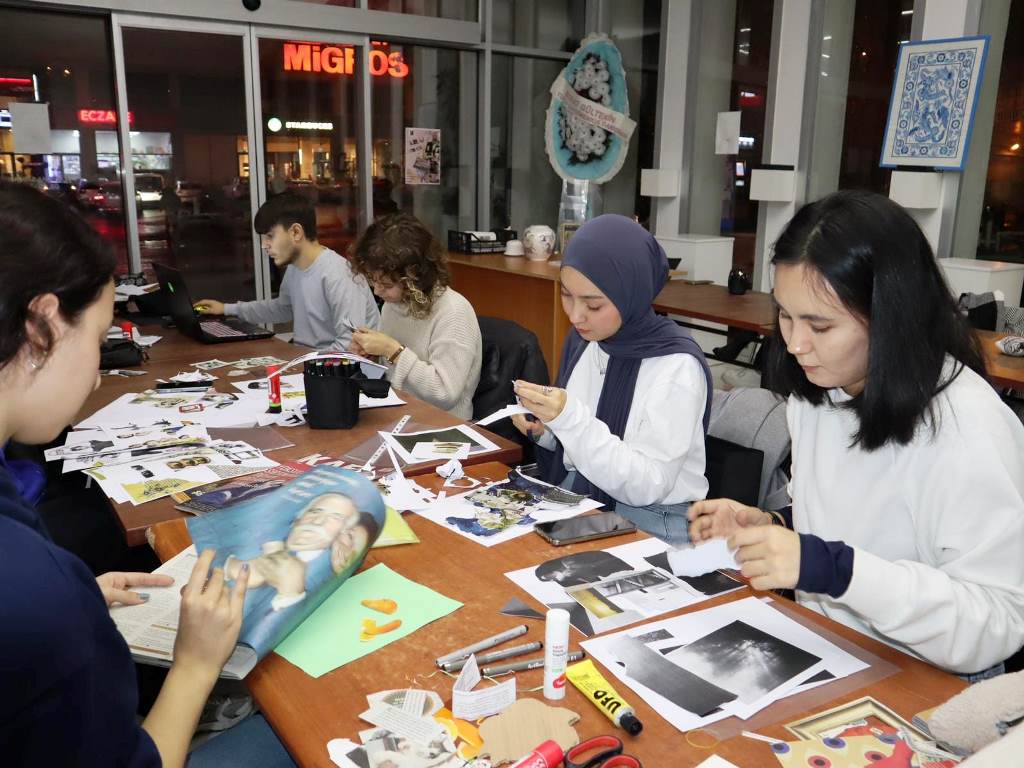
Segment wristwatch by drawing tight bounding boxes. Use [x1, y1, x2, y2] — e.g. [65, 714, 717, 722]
[387, 344, 405, 364]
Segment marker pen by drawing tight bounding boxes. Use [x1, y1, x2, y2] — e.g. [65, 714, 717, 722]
[267, 364, 282, 413]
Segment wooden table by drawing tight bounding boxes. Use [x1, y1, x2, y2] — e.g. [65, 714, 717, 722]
[151, 462, 966, 768]
[448, 252, 571, 381]
[80, 330, 521, 546]
[652, 282, 776, 334]
[978, 330, 1024, 390]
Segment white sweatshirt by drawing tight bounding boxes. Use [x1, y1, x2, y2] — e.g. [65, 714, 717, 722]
[789, 361, 1024, 673]
[538, 342, 708, 507]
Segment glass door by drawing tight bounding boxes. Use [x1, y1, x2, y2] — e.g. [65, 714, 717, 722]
[115, 17, 260, 301]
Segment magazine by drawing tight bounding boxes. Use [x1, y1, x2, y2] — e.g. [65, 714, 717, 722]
[172, 461, 312, 515]
[111, 466, 386, 678]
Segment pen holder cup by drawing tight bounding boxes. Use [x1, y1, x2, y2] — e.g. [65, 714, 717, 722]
[304, 372, 360, 429]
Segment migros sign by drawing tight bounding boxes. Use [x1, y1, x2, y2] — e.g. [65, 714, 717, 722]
[283, 42, 409, 79]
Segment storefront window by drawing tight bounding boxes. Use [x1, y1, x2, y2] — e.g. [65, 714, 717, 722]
[259, 37, 362, 265]
[978, 0, 1024, 260]
[0, 7, 128, 270]
[492, 0, 584, 51]
[369, 43, 476, 240]
[122, 27, 254, 299]
[367, 0, 477, 21]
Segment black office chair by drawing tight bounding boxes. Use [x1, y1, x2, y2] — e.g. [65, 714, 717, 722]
[472, 317, 549, 460]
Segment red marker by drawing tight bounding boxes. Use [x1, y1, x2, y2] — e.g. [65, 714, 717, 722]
[267, 364, 282, 414]
[120, 321, 134, 341]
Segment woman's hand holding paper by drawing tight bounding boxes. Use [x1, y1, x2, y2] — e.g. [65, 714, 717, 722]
[728, 526, 801, 591]
[513, 380, 567, 422]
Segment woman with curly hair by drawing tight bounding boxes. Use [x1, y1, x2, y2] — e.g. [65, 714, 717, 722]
[348, 213, 482, 419]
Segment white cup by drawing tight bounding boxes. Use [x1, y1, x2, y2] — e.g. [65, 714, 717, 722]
[504, 239, 525, 256]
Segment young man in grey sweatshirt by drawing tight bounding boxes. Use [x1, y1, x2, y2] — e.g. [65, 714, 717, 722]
[196, 193, 379, 350]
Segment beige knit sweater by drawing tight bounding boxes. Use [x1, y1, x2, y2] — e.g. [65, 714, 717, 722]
[384, 287, 482, 420]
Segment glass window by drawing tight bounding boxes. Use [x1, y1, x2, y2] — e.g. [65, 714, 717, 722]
[369, 43, 476, 240]
[0, 7, 128, 270]
[122, 27, 255, 300]
[259, 36, 362, 273]
[978, 0, 1024, 260]
[492, 0, 584, 51]
[602, 0, 662, 228]
[489, 55, 565, 232]
[367, 0, 477, 21]
[836, 0, 915, 194]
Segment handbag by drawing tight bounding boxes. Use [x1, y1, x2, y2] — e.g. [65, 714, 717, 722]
[100, 338, 149, 370]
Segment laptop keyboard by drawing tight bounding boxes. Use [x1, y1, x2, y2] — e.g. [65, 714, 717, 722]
[200, 320, 246, 338]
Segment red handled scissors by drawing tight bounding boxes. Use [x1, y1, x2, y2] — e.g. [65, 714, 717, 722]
[564, 735, 642, 768]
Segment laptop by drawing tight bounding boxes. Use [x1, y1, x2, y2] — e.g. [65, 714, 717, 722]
[153, 263, 274, 344]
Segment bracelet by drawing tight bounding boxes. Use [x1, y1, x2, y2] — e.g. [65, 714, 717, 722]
[387, 344, 405, 364]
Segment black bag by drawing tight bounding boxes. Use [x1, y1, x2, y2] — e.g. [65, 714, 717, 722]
[99, 339, 148, 370]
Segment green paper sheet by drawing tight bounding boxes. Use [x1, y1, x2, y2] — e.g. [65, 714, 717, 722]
[276, 563, 461, 677]
[371, 506, 420, 548]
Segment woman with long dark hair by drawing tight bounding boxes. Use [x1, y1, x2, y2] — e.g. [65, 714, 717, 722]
[689, 190, 1024, 675]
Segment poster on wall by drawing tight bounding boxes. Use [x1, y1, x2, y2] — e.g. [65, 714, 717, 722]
[545, 34, 636, 184]
[404, 127, 440, 185]
[880, 35, 990, 171]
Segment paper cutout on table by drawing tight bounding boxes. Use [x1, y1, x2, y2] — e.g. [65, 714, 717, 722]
[361, 598, 398, 615]
[410, 440, 470, 461]
[477, 698, 580, 766]
[771, 733, 959, 768]
[374, 506, 420, 547]
[418, 482, 601, 548]
[667, 538, 740, 577]
[475, 403, 531, 427]
[381, 424, 500, 465]
[169, 370, 217, 383]
[275, 563, 462, 678]
[452, 676, 516, 720]
[436, 458, 463, 480]
[360, 617, 402, 641]
[434, 706, 484, 761]
[499, 597, 545, 621]
[695, 757, 741, 768]
[359, 702, 446, 744]
[366, 689, 444, 718]
[644, 550, 743, 596]
[506, 537, 733, 636]
[207, 426, 294, 453]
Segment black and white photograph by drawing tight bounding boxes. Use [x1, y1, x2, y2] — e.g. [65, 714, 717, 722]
[664, 619, 823, 705]
[643, 552, 743, 597]
[610, 634, 737, 717]
[534, 550, 632, 587]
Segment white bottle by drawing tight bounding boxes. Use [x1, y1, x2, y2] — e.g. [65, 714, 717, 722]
[543, 608, 570, 700]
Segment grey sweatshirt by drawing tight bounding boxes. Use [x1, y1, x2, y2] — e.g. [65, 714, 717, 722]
[225, 247, 379, 350]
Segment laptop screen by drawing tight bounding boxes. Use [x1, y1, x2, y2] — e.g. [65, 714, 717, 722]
[153, 263, 199, 329]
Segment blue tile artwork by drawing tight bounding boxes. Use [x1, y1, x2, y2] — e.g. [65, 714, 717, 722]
[881, 36, 990, 171]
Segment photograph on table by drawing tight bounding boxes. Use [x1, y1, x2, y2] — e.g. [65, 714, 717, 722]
[785, 695, 932, 742]
[506, 538, 724, 636]
[414, 480, 601, 548]
[642, 550, 743, 596]
[580, 596, 869, 731]
[381, 424, 500, 465]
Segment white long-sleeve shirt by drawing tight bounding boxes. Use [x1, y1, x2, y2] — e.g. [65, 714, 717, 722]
[789, 361, 1024, 673]
[538, 342, 708, 507]
[225, 247, 379, 350]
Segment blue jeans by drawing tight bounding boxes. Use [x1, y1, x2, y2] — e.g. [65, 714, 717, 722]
[188, 715, 297, 768]
[561, 471, 692, 545]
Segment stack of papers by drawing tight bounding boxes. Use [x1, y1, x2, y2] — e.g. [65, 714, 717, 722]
[580, 596, 869, 732]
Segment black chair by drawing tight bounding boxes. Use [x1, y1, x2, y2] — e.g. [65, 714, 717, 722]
[703, 435, 764, 508]
[472, 317, 549, 460]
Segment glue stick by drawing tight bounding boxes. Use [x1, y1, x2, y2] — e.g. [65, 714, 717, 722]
[507, 740, 564, 768]
[566, 659, 644, 735]
[543, 608, 570, 700]
[267, 364, 282, 414]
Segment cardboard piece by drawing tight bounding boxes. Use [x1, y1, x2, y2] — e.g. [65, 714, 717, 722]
[478, 698, 580, 766]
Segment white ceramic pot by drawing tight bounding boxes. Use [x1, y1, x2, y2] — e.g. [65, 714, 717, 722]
[523, 225, 556, 261]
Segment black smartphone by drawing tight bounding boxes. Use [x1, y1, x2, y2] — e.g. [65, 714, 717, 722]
[534, 512, 637, 546]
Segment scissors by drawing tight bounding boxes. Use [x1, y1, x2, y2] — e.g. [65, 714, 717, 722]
[564, 736, 642, 768]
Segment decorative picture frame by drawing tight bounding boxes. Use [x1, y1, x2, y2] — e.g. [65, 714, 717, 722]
[880, 35, 990, 170]
[785, 695, 931, 743]
[559, 221, 582, 254]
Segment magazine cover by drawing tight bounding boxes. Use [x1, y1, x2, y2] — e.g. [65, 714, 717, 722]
[187, 466, 386, 663]
[173, 461, 312, 515]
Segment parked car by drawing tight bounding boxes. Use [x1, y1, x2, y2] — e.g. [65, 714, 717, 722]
[76, 179, 103, 209]
[134, 173, 165, 208]
[91, 181, 128, 214]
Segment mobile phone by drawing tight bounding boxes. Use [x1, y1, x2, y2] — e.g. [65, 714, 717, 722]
[534, 512, 637, 546]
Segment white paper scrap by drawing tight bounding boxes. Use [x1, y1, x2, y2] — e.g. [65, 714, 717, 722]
[436, 458, 463, 481]
[667, 538, 739, 577]
[453, 678, 517, 720]
[475, 403, 530, 427]
[695, 756, 741, 768]
[453, 654, 481, 692]
[400, 689, 427, 716]
[358, 703, 444, 745]
[326, 738, 363, 768]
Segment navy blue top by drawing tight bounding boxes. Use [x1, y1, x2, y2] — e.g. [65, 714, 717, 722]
[0, 466, 161, 766]
[773, 506, 854, 598]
